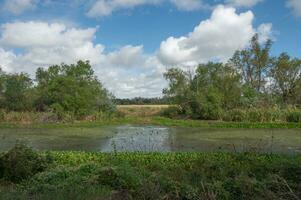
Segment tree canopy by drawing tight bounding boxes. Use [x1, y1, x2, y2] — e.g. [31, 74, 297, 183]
[0, 61, 115, 118]
[163, 35, 301, 120]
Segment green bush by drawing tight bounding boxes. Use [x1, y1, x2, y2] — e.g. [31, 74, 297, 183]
[160, 106, 181, 119]
[223, 109, 246, 122]
[0, 110, 5, 121]
[0, 144, 52, 183]
[247, 109, 263, 122]
[260, 108, 285, 122]
[286, 111, 301, 122]
[3, 152, 300, 200]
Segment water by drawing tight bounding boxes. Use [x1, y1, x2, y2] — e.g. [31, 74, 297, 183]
[0, 125, 300, 154]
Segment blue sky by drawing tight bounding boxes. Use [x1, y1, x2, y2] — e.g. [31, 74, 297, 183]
[0, 0, 300, 98]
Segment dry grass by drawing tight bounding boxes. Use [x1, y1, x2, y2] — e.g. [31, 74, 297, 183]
[117, 105, 170, 117]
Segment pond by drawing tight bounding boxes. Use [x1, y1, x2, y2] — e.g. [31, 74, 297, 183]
[0, 125, 300, 154]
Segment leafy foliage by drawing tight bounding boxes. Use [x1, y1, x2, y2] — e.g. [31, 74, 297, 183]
[163, 35, 301, 121]
[0, 61, 116, 119]
[1, 150, 300, 199]
[35, 60, 115, 117]
[0, 144, 51, 183]
[0, 72, 33, 111]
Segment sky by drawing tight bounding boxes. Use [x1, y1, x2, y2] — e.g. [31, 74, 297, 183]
[0, 0, 300, 98]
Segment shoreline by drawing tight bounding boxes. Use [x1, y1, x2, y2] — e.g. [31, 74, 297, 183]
[0, 116, 301, 129]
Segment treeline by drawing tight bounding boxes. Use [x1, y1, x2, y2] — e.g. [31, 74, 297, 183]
[0, 61, 115, 119]
[115, 97, 169, 105]
[163, 35, 301, 122]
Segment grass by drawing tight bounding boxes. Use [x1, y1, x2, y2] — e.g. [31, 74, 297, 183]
[1, 150, 301, 200]
[0, 105, 300, 129]
[0, 116, 301, 129]
[117, 104, 170, 117]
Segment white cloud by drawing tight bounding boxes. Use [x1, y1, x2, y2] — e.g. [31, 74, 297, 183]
[0, 22, 97, 48]
[225, 0, 263, 8]
[257, 23, 273, 43]
[106, 45, 147, 68]
[158, 5, 259, 66]
[2, 0, 37, 15]
[0, 6, 273, 98]
[287, 0, 301, 18]
[0, 48, 16, 72]
[87, 0, 208, 17]
[170, 0, 204, 11]
[87, 0, 161, 17]
[0, 21, 166, 98]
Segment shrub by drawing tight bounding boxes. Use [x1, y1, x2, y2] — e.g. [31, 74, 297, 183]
[0, 110, 5, 121]
[247, 109, 263, 122]
[286, 111, 301, 122]
[261, 108, 285, 122]
[223, 109, 246, 122]
[160, 106, 180, 119]
[0, 144, 52, 183]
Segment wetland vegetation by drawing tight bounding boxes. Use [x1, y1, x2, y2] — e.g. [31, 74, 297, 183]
[0, 35, 301, 199]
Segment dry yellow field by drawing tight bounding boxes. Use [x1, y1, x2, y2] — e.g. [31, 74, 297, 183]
[117, 105, 170, 117]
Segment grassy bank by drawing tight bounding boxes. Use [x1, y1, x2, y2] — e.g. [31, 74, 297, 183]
[1, 116, 301, 129]
[1, 148, 300, 200]
[0, 105, 301, 129]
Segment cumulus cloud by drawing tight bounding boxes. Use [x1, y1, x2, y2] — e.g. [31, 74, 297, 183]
[225, 0, 263, 8]
[106, 45, 147, 68]
[0, 21, 103, 72]
[87, 0, 208, 17]
[0, 48, 16, 72]
[0, 5, 273, 98]
[0, 21, 166, 98]
[287, 0, 301, 18]
[87, 0, 161, 17]
[170, 0, 204, 11]
[0, 22, 97, 48]
[2, 0, 37, 15]
[257, 23, 273, 43]
[157, 5, 259, 67]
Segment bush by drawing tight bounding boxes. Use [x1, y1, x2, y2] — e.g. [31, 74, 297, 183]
[223, 109, 246, 122]
[0, 110, 5, 121]
[246, 109, 263, 122]
[286, 111, 301, 122]
[0, 144, 52, 183]
[160, 106, 181, 119]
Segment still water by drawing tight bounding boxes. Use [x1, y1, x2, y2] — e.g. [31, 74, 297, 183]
[0, 125, 300, 154]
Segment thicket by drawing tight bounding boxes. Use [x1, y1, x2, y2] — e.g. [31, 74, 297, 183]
[0, 144, 52, 183]
[163, 35, 301, 122]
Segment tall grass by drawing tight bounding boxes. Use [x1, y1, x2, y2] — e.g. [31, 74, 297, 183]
[160, 106, 301, 123]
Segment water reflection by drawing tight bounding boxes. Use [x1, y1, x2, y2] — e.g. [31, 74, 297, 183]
[101, 126, 171, 152]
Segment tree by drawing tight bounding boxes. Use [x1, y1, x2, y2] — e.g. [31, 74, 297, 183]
[271, 53, 301, 105]
[194, 62, 241, 110]
[0, 72, 33, 111]
[163, 63, 242, 119]
[163, 68, 193, 110]
[230, 34, 272, 93]
[35, 60, 114, 117]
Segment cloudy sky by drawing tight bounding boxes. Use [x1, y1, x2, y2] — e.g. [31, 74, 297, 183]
[0, 0, 300, 98]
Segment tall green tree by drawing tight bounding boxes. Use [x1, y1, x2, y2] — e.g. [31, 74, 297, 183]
[271, 53, 301, 105]
[163, 63, 242, 119]
[0, 72, 33, 111]
[230, 34, 272, 93]
[35, 60, 114, 117]
[163, 68, 193, 109]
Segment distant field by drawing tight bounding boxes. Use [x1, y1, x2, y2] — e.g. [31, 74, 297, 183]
[117, 105, 170, 117]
